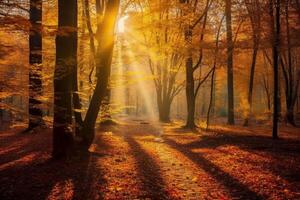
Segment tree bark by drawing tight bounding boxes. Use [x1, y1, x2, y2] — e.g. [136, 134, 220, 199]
[225, 0, 235, 125]
[271, 0, 280, 139]
[185, 27, 196, 128]
[157, 94, 171, 122]
[81, 0, 120, 149]
[244, 41, 259, 126]
[282, 0, 297, 126]
[27, 0, 43, 131]
[52, 0, 78, 159]
[244, 0, 261, 126]
[179, 0, 210, 129]
[207, 16, 224, 129]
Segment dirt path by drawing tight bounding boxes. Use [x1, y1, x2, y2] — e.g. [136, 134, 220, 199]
[1, 120, 300, 199]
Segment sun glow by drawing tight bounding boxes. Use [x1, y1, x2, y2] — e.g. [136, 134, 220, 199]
[117, 15, 129, 33]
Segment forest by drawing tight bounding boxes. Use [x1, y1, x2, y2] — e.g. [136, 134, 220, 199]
[0, 0, 300, 199]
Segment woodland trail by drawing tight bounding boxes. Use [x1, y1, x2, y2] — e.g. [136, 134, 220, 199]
[0, 120, 300, 199]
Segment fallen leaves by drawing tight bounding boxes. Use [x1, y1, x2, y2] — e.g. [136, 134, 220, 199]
[1, 121, 300, 199]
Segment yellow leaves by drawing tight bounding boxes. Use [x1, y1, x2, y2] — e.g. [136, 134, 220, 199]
[191, 177, 198, 182]
[108, 186, 123, 192]
[89, 144, 97, 152]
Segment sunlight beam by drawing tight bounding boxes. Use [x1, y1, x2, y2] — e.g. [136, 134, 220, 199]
[117, 15, 129, 34]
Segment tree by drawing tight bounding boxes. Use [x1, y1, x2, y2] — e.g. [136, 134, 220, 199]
[137, 0, 185, 122]
[271, 0, 280, 139]
[79, 0, 120, 148]
[244, 0, 261, 126]
[53, 0, 120, 158]
[180, 0, 212, 129]
[225, 0, 235, 125]
[26, 0, 43, 132]
[52, 0, 78, 159]
[207, 15, 224, 129]
[280, 0, 300, 126]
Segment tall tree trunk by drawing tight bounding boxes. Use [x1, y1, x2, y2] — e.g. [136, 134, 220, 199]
[225, 0, 235, 125]
[207, 16, 224, 129]
[185, 27, 196, 128]
[81, 0, 120, 149]
[244, 0, 261, 126]
[73, 0, 85, 135]
[179, 0, 210, 129]
[96, 0, 112, 121]
[52, 0, 78, 159]
[271, 0, 280, 139]
[244, 39, 259, 126]
[157, 94, 171, 122]
[27, 0, 43, 131]
[283, 0, 297, 126]
[180, 0, 195, 129]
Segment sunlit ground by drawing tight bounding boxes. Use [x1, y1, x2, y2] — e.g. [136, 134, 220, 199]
[1, 121, 300, 199]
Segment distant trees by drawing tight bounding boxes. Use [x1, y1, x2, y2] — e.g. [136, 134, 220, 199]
[138, 1, 185, 122]
[27, 0, 43, 131]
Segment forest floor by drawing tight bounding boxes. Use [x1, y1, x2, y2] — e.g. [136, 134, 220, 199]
[0, 119, 300, 200]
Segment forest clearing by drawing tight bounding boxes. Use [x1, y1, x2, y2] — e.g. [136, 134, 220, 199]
[1, 0, 300, 199]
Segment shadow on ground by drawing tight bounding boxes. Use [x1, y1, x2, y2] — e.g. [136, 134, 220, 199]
[0, 130, 105, 200]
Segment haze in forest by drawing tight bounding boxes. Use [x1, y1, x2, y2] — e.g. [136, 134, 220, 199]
[0, 0, 300, 199]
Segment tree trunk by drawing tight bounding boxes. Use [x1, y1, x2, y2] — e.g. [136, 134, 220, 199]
[52, 0, 78, 159]
[185, 59, 196, 128]
[207, 16, 223, 129]
[271, 0, 280, 139]
[80, 0, 120, 149]
[282, 0, 297, 126]
[207, 68, 216, 129]
[244, 43, 259, 126]
[158, 99, 171, 123]
[27, 0, 43, 131]
[225, 0, 235, 125]
[96, 0, 112, 122]
[185, 26, 196, 129]
[73, 2, 85, 136]
[101, 88, 112, 120]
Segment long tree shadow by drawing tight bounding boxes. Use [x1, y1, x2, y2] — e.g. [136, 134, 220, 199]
[185, 134, 300, 154]
[164, 137, 264, 200]
[0, 133, 49, 166]
[125, 136, 173, 200]
[0, 132, 106, 200]
[0, 155, 105, 200]
[179, 133, 300, 183]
